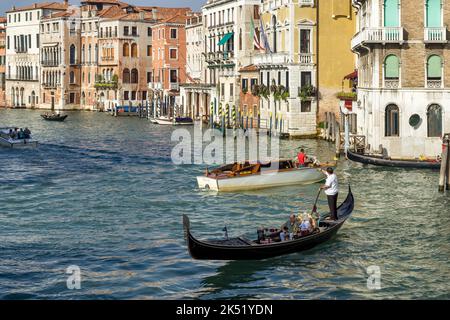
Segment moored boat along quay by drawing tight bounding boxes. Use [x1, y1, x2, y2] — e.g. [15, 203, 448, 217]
[1, 109, 450, 299]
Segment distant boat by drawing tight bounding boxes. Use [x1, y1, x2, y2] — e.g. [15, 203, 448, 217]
[197, 159, 334, 192]
[41, 113, 68, 122]
[0, 127, 38, 148]
[183, 186, 354, 260]
[347, 150, 440, 169]
[153, 116, 194, 126]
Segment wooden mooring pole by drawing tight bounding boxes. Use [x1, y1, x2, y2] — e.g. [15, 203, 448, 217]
[439, 133, 450, 192]
[335, 121, 341, 158]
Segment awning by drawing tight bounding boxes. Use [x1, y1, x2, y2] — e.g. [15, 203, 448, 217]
[217, 33, 234, 46]
[344, 70, 358, 80]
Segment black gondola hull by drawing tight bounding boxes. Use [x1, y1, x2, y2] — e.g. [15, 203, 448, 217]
[347, 150, 440, 169]
[41, 115, 68, 122]
[183, 187, 354, 260]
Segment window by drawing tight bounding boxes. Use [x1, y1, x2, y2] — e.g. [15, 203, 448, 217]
[230, 84, 234, 97]
[384, 55, 400, 86]
[384, 0, 399, 27]
[70, 44, 76, 64]
[300, 29, 311, 53]
[124, 26, 129, 36]
[148, 27, 152, 37]
[142, 91, 147, 100]
[70, 71, 75, 84]
[385, 104, 400, 137]
[250, 78, 258, 90]
[427, 55, 442, 80]
[131, 69, 138, 83]
[242, 78, 248, 91]
[147, 72, 152, 83]
[69, 92, 75, 104]
[427, 104, 442, 137]
[124, 91, 129, 100]
[272, 16, 277, 53]
[170, 28, 177, 39]
[301, 101, 311, 112]
[131, 43, 138, 57]
[170, 70, 178, 83]
[426, 0, 442, 27]
[7, 36, 9, 49]
[169, 48, 177, 60]
[221, 83, 225, 96]
[301, 72, 312, 86]
[123, 68, 130, 83]
[147, 45, 152, 56]
[131, 26, 137, 36]
[36, 34, 39, 48]
[123, 43, 130, 56]
[131, 91, 136, 100]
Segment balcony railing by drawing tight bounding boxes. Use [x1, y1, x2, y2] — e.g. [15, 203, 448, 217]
[299, 0, 314, 6]
[427, 79, 442, 88]
[170, 83, 180, 91]
[253, 52, 291, 65]
[424, 27, 447, 43]
[299, 53, 314, 65]
[148, 82, 163, 90]
[41, 60, 59, 67]
[42, 82, 60, 89]
[384, 79, 399, 89]
[351, 27, 404, 50]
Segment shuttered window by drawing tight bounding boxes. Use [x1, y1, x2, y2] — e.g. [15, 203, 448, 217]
[427, 55, 442, 79]
[385, 104, 399, 137]
[427, 104, 442, 137]
[426, 0, 441, 27]
[385, 55, 399, 79]
[384, 0, 399, 27]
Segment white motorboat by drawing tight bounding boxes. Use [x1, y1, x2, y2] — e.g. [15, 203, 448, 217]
[154, 116, 173, 125]
[196, 159, 334, 192]
[0, 127, 38, 148]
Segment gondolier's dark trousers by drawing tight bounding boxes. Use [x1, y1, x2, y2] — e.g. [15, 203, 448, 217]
[327, 193, 338, 220]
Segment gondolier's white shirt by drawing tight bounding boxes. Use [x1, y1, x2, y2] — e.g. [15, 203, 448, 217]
[324, 173, 338, 196]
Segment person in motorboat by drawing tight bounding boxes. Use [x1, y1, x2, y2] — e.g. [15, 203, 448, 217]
[17, 128, 25, 139]
[8, 129, 15, 139]
[24, 128, 31, 139]
[280, 214, 297, 241]
[297, 148, 309, 167]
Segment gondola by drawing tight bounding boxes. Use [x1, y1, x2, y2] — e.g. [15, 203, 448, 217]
[347, 150, 440, 169]
[41, 114, 68, 122]
[183, 186, 354, 260]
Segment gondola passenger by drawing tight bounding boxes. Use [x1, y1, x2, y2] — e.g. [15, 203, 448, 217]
[18, 129, 25, 139]
[24, 128, 31, 139]
[299, 213, 313, 236]
[280, 214, 297, 241]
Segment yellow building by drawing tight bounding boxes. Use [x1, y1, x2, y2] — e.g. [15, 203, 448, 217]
[253, 0, 356, 137]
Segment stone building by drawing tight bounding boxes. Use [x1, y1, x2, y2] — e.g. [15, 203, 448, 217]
[0, 17, 6, 107]
[5, 1, 68, 108]
[255, 0, 356, 137]
[352, 0, 450, 158]
[39, 8, 81, 110]
[238, 64, 260, 128]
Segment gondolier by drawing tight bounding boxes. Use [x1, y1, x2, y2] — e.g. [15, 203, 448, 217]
[321, 167, 339, 220]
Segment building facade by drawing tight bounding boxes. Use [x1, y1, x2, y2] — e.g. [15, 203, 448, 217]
[352, 0, 449, 158]
[255, 0, 356, 137]
[0, 17, 6, 107]
[6, 2, 68, 108]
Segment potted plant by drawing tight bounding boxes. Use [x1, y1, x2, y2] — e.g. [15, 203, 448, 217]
[336, 91, 357, 101]
[298, 85, 316, 101]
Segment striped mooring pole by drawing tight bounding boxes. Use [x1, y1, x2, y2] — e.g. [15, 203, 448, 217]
[232, 105, 236, 128]
[210, 102, 214, 128]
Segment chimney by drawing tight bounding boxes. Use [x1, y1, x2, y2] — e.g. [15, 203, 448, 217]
[152, 9, 157, 20]
[63, 0, 68, 6]
[139, 11, 145, 21]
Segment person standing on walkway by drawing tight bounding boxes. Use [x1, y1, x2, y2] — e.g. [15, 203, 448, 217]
[321, 167, 339, 220]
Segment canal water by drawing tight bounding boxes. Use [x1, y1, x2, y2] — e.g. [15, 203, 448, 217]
[1, 109, 449, 299]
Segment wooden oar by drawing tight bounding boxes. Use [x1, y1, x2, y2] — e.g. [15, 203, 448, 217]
[311, 188, 321, 216]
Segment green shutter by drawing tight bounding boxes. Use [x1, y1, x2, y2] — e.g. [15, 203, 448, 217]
[426, 0, 441, 27]
[385, 55, 399, 79]
[428, 55, 442, 78]
[384, 0, 399, 27]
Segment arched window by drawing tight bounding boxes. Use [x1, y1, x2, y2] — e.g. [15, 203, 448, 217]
[427, 55, 442, 80]
[385, 104, 400, 137]
[70, 44, 76, 64]
[131, 68, 138, 83]
[70, 71, 75, 84]
[123, 68, 130, 83]
[123, 43, 130, 57]
[272, 16, 277, 53]
[81, 92, 86, 105]
[384, 0, 399, 27]
[131, 43, 138, 57]
[81, 45, 85, 63]
[88, 44, 92, 63]
[427, 104, 442, 137]
[426, 0, 442, 27]
[384, 55, 400, 88]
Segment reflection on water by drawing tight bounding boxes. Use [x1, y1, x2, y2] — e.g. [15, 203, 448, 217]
[1, 109, 450, 300]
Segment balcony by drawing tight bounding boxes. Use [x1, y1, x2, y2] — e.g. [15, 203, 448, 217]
[299, 53, 314, 65]
[170, 83, 180, 91]
[41, 60, 59, 67]
[253, 52, 292, 66]
[148, 82, 163, 90]
[299, 0, 314, 6]
[42, 82, 60, 89]
[424, 27, 447, 43]
[351, 27, 404, 50]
